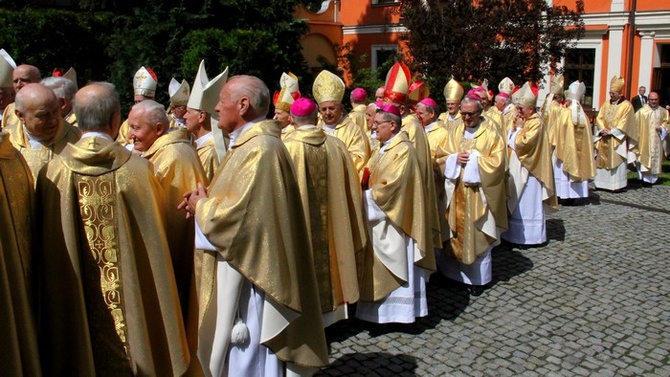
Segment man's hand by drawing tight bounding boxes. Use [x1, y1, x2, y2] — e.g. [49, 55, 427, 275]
[178, 182, 208, 219]
[601, 128, 611, 136]
[457, 151, 470, 165]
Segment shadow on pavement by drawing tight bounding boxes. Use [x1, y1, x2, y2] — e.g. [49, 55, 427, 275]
[316, 352, 418, 376]
[491, 245, 534, 286]
[546, 218, 565, 242]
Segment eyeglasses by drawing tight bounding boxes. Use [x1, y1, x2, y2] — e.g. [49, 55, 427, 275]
[373, 120, 392, 127]
[460, 111, 480, 117]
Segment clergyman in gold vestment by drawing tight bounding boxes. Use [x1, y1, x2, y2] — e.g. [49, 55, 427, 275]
[502, 82, 557, 246]
[593, 76, 637, 191]
[436, 97, 507, 295]
[7, 83, 80, 182]
[182, 75, 328, 376]
[356, 105, 435, 324]
[634, 92, 669, 185]
[36, 83, 189, 376]
[0, 130, 40, 377]
[284, 98, 366, 328]
[128, 100, 208, 318]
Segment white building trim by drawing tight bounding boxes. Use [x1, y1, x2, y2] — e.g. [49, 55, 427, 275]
[371, 44, 398, 69]
[343, 24, 408, 35]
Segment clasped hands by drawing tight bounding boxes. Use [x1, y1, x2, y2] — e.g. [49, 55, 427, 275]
[178, 182, 208, 219]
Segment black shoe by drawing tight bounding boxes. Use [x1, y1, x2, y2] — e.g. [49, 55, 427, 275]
[469, 285, 485, 296]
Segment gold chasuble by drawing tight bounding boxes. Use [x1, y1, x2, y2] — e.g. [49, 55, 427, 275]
[542, 100, 564, 150]
[359, 132, 436, 302]
[194, 120, 329, 368]
[595, 99, 636, 170]
[0, 132, 40, 377]
[36, 137, 189, 376]
[283, 127, 366, 314]
[142, 128, 207, 316]
[4, 118, 81, 182]
[1, 103, 20, 131]
[319, 116, 370, 174]
[485, 108, 504, 136]
[116, 119, 131, 146]
[401, 114, 442, 249]
[635, 105, 670, 175]
[438, 121, 508, 264]
[513, 113, 558, 208]
[555, 106, 595, 182]
[195, 134, 219, 182]
[349, 104, 369, 133]
[425, 121, 450, 237]
[438, 111, 463, 131]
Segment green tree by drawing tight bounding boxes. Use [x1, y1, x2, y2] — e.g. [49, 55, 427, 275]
[398, 0, 584, 102]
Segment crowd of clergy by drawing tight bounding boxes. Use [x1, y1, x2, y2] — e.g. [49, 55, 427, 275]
[1, 44, 668, 376]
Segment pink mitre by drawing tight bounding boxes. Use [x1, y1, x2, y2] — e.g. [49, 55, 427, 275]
[351, 87, 367, 102]
[419, 97, 438, 108]
[378, 104, 401, 117]
[290, 97, 317, 117]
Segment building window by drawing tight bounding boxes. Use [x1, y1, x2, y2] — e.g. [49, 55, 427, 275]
[371, 45, 398, 70]
[372, 0, 399, 5]
[564, 48, 595, 109]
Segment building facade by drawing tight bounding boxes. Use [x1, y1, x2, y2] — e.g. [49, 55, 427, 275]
[299, 0, 670, 110]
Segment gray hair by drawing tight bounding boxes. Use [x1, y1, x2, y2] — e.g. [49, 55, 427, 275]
[376, 109, 402, 133]
[228, 75, 270, 118]
[419, 101, 440, 115]
[42, 76, 77, 102]
[74, 82, 120, 132]
[462, 96, 484, 112]
[132, 100, 169, 129]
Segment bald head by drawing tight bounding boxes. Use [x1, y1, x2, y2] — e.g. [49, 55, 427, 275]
[215, 75, 270, 133]
[13, 65, 41, 92]
[14, 83, 61, 143]
[74, 82, 121, 135]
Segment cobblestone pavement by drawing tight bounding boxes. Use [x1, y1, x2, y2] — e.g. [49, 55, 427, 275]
[316, 181, 670, 376]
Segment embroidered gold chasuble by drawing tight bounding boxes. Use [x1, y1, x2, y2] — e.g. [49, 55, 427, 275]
[595, 99, 636, 169]
[402, 114, 442, 249]
[0, 132, 40, 377]
[196, 135, 219, 182]
[194, 120, 329, 368]
[512, 113, 557, 209]
[635, 105, 670, 175]
[143, 128, 207, 317]
[4, 118, 81, 182]
[555, 106, 596, 182]
[359, 132, 436, 302]
[348, 104, 369, 133]
[318, 116, 370, 174]
[36, 137, 189, 376]
[283, 127, 366, 314]
[425, 121, 450, 237]
[438, 121, 508, 264]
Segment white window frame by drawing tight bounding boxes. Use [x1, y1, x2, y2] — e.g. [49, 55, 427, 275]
[371, 45, 398, 70]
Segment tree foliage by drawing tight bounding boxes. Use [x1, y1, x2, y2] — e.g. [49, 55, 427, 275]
[397, 0, 584, 100]
[0, 0, 320, 111]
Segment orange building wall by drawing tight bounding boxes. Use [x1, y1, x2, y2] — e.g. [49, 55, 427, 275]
[339, 2, 401, 26]
[554, 0, 612, 13]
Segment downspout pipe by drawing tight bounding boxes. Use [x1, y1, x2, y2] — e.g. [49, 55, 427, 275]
[626, 0, 637, 98]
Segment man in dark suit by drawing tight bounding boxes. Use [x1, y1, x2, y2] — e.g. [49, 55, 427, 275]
[631, 86, 647, 112]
